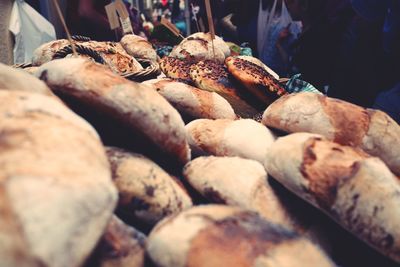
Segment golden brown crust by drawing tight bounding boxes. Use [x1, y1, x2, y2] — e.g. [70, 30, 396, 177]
[225, 57, 287, 105]
[300, 138, 369, 208]
[159, 57, 193, 83]
[319, 96, 370, 146]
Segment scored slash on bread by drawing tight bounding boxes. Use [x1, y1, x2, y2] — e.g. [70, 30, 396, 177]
[190, 60, 260, 118]
[225, 56, 287, 106]
[159, 57, 193, 84]
[143, 78, 236, 120]
[265, 133, 400, 263]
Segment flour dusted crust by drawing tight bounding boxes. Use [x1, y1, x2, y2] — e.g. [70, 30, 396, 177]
[159, 56, 193, 83]
[89, 216, 146, 267]
[170, 32, 229, 63]
[264, 132, 400, 262]
[190, 60, 259, 118]
[236, 55, 279, 80]
[0, 90, 117, 267]
[146, 205, 334, 267]
[32, 39, 70, 66]
[120, 34, 158, 61]
[36, 58, 190, 164]
[262, 92, 400, 175]
[185, 119, 275, 164]
[143, 78, 236, 120]
[106, 147, 192, 225]
[0, 63, 53, 96]
[225, 56, 287, 105]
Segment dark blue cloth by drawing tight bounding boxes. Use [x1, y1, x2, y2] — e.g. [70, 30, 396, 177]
[373, 83, 400, 124]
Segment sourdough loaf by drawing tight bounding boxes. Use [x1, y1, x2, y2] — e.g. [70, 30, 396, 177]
[262, 92, 400, 175]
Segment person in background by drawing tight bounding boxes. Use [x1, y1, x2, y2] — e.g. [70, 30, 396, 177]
[285, 0, 391, 107]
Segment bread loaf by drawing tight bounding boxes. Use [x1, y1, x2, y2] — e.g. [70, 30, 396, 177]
[264, 132, 400, 262]
[146, 205, 334, 267]
[185, 119, 275, 164]
[189, 60, 259, 118]
[225, 56, 287, 105]
[106, 147, 192, 225]
[121, 34, 158, 61]
[36, 58, 190, 165]
[159, 57, 193, 83]
[0, 90, 117, 267]
[143, 78, 236, 120]
[0, 63, 53, 96]
[262, 92, 400, 175]
[32, 39, 71, 66]
[87, 216, 145, 267]
[236, 55, 279, 79]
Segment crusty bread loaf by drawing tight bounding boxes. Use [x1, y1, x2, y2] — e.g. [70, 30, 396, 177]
[87, 216, 146, 267]
[225, 56, 287, 105]
[32, 39, 71, 65]
[0, 63, 53, 96]
[121, 34, 158, 62]
[143, 78, 236, 120]
[36, 58, 190, 165]
[106, 147, 192, 225]
[0, 90, 117, 267]
[146, 205, 334, 267]
[159, 56, 193, 83]
[189, 60, 259, 118]
[262, 92, 400, 175]
[185, 119, 275, 164]
[236, 55, 279, 79]
[170, 32, 229, 63]
[264, 132, 400, 262]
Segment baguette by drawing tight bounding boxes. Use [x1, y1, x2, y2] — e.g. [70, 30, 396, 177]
[146, 205, 334, 267]
[0, 90, 117, 267]
[106, 147, 192, 225]
[185, 119, 275, 164]
[264, 132, 400, 262]
[143, 78, 236, 120]
[262, 92, 400, 175]
[36, 58, 190, 165]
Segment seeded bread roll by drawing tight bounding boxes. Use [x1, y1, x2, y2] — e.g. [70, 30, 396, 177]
[143, 78, 236, 120]
[262, 92, 400, 175]
[225, 56, 287, 105]
[106, 147, 193, 225]
[189, 60, 259, 118]
[265, 132, 400, 263]
[0, 63, 53, 96]
[146, 205, 334, 267]
[185, 119, 275, 164]
[120, 34, 158, 62]
[159, 57, 193, 84]
[87, 216, 146, 267]
[236, 55, 279, 79]
[0, 90, 117, 267]
[36, 58, 190, 165]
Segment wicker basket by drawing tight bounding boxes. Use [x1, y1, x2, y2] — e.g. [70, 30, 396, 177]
[122, 58, 161, 82]
[53, 44, 106, 64]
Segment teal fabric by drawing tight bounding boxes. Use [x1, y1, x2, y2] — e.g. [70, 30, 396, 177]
[285, 74, 322, 94]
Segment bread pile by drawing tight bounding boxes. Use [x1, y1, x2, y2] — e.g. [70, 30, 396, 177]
[2, 31, 400, 267]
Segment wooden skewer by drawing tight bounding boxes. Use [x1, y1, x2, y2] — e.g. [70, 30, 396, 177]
[52, 0, 77, 57]
[204, 0, 216, 60]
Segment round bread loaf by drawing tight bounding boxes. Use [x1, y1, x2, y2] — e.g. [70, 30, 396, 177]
[225, 56, 287, 105]
[106, 147, 193, 225]
[189, 60, 259, 118]
[159, 56, 193, 83]
[262, 92, 400, 175]
[87, 215, 146, 267]
[264, 132, 400, 263]
[143, 78, 236, 120]
[0, 63, 53, 96]
[121, 34, 158, 61]
[185, 119, 275, 164]
[36, 58, 190, 165]
[146, 205, 334, 267]
[0, 90, 117, 267]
